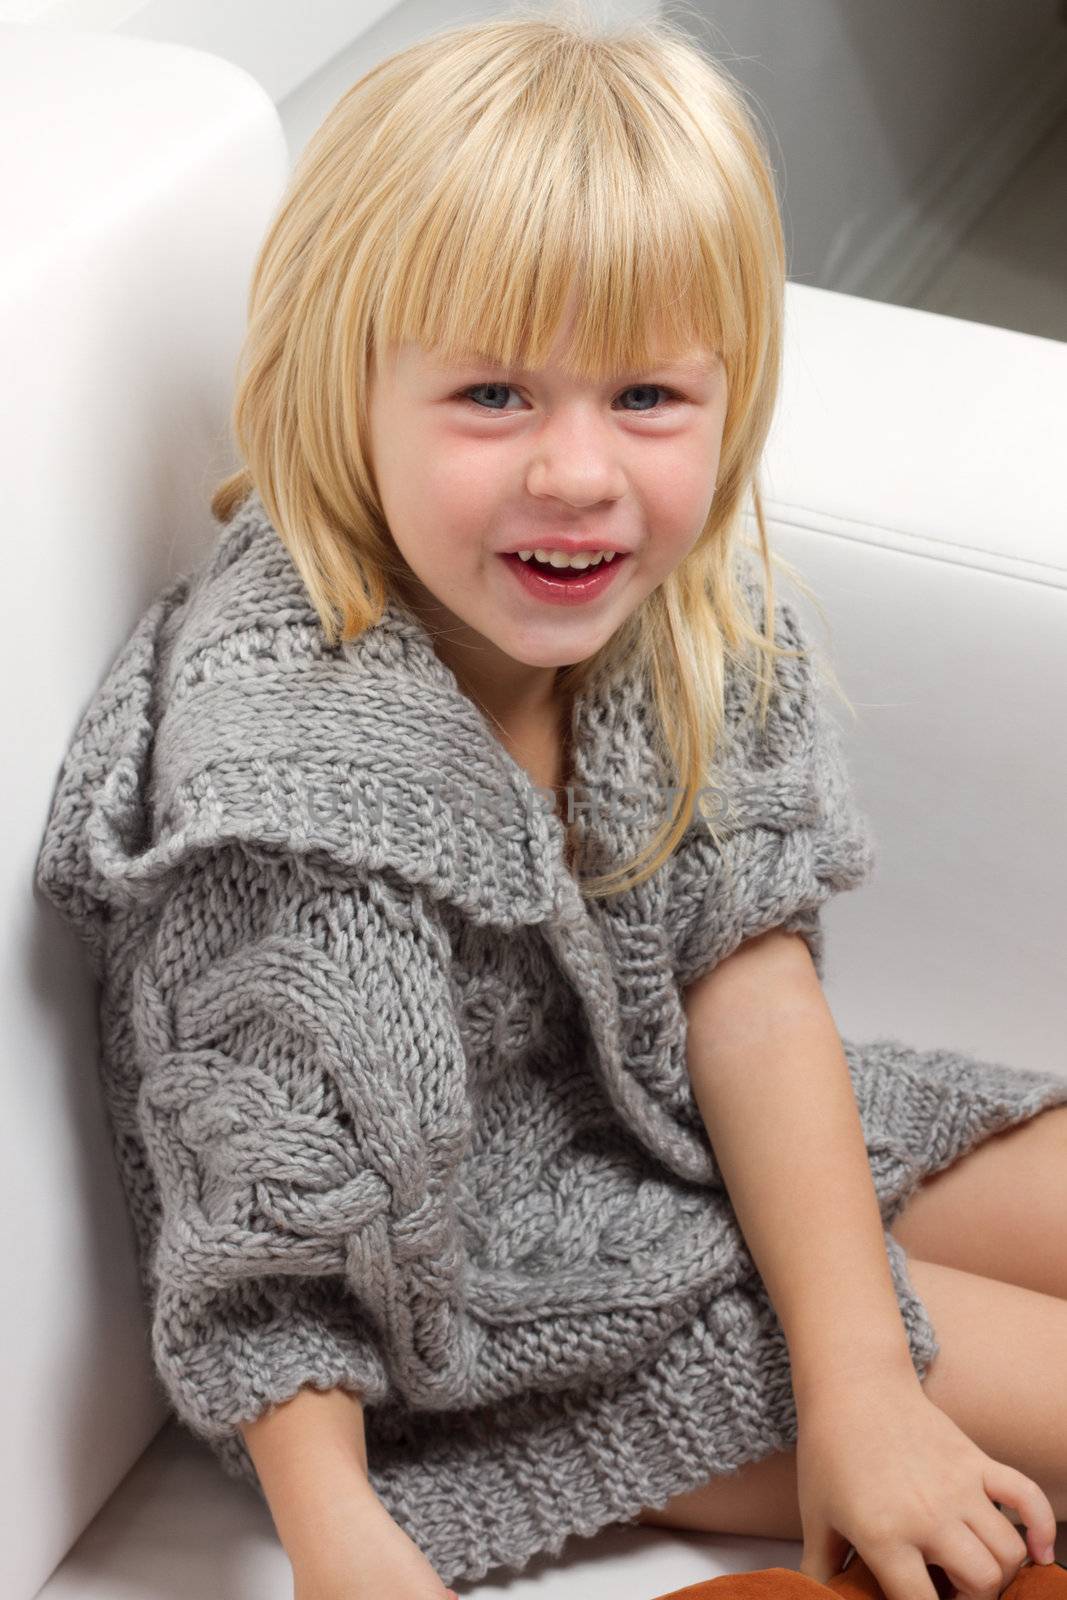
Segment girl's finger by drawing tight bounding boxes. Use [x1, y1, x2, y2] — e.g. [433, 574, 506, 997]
[985, 1462, 1059, 1565]
[861, 1544, 946, 1600]
[933, 1516, 1025, 1599]
[963, 1504, 1030, 1593]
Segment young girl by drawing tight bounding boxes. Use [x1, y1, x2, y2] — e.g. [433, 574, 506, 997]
[35, 7, 1067, 1600]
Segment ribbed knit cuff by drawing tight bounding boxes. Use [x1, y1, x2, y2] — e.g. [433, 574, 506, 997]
[150, 1274, 390, 1460]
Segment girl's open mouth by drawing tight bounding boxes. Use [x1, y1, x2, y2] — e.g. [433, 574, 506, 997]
[498, 550, 630, 606]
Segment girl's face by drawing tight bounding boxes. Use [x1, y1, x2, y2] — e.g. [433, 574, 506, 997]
[366, 312, 728, 712]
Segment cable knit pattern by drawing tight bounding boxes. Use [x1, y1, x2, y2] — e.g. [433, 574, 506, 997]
[35, 492, 1067, 1589]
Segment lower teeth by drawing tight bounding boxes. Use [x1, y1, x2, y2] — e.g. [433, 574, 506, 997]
[529, 561, 596, 579]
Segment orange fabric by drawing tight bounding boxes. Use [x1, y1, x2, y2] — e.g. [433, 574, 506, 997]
[649, 1554, 1066, 1599]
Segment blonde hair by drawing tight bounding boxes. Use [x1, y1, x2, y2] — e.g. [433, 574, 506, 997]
[211, 0, 849, 900]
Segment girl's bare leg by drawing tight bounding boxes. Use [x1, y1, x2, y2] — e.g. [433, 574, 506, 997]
[887, 1104, 1067, 1301]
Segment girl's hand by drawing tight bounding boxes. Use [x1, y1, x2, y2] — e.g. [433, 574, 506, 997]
[794, 1377, 1057, 1600]
[290, 1482, 458, 1600]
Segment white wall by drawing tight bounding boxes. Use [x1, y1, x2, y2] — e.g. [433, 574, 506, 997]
[675, 0, 1067, 305]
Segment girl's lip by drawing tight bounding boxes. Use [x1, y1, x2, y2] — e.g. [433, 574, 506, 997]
[497, 550, 630, 606]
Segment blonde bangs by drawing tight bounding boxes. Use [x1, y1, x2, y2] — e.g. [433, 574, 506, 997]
[371, 27, 746, 388]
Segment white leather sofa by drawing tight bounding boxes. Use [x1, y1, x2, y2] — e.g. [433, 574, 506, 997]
[11, 24, 1065, 1600]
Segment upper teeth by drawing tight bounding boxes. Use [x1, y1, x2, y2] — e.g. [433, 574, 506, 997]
[517, 549, 617, 569]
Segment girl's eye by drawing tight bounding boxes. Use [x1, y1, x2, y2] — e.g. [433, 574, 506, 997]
[458, 382, 683, 414]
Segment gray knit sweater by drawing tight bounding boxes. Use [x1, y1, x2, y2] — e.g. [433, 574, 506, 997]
[35, 492, 1067, 1588]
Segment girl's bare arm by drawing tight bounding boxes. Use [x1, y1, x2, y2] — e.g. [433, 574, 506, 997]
[239, 1386, 376, 1562]
[240, 1389, 457, 1597]
[682, 927, 918, 1411]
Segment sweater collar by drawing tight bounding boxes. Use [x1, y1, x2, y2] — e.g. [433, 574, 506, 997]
[39, 491, 676, 960]
[333, 556, 676, 923]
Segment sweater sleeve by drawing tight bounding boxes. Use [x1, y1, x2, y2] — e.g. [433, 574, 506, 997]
[123, 843, 469, 1478]
[669, 585, 877, 992]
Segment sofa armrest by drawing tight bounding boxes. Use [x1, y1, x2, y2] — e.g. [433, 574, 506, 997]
[11, 26, 287, 1600]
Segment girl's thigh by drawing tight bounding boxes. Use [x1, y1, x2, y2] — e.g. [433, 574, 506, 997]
[634, 1438, 804, 1539]
[633, 1258, 1067, 1539]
